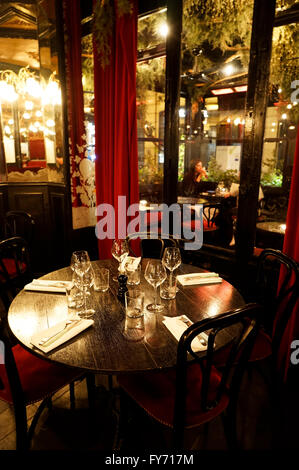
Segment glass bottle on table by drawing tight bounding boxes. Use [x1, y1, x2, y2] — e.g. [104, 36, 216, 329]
[144, 260, 167, 312]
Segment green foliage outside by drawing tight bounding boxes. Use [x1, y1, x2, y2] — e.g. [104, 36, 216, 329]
[206, 157, 239, 189]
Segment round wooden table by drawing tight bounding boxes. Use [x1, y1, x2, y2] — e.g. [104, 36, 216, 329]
[8, 259, 244, 374]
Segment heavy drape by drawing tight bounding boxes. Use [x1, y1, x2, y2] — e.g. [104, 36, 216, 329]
[93, 0, 140, 259]
[275, 127, 299, 381]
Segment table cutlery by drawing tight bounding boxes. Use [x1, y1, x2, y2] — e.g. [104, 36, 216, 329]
[38, 319, 80, 346]
[180, 317, 208, 346]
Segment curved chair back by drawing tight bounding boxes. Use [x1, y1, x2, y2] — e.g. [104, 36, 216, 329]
[126, 232, 179, 259]
[4, 211, 35, 246]
[173, 303, 261, 447]
[256, 248, 299, 352]
[0, 237, 32, 312]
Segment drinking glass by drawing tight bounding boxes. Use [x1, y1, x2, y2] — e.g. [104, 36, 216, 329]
[93, 266, 109, 292]
[71, 250, 94, 317]
[111, 239, 129, 281]
[123, 289, 145, 341]
[144, 260, 167, 312]
[73, 268, 95, 318]
[162, 247, 181, 298]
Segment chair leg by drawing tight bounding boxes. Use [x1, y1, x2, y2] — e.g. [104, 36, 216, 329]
[69, 382, 75, 410]
[86, 373, 96, 409]
[14, 402, 28, 450]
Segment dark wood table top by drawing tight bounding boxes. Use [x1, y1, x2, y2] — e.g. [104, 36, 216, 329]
[8, 259, 244, 375]
[256, 221, 286, 235]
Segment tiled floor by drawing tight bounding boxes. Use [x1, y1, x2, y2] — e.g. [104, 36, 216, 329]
[1, 360, 298, 452]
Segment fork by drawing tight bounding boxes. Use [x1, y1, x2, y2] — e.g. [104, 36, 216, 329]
[38, 319, 80, 346]
[180, 317, 207, 346]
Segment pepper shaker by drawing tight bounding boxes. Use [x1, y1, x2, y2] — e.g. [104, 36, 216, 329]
[117, 274, 128, 304]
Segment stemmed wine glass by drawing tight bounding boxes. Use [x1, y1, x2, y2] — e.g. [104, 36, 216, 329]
[162, 247, 181, 295]
[144, 260, 167, 312]
[71, 250, 94, 317]
[111, 239, 129, 281]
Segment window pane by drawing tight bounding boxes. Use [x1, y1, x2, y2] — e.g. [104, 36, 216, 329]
[137, 9, 166, 204]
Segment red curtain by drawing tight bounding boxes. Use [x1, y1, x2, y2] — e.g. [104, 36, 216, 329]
[93, 1, 140, 259]
[275, 127, 299, 381]
[63, 0, 86, 210]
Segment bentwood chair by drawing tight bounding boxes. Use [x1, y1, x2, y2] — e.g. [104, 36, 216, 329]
[118, 303, 261, 449]
[0, 237, 32, 312]
[126, 232, 179, 259]
[0, 237, 92, 449]
[4, 211, 36, 247]
[253, 248, 299, 360]
[213, 249, 299, 383]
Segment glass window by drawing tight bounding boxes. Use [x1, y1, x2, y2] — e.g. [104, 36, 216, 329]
[137, 8, 167, 203]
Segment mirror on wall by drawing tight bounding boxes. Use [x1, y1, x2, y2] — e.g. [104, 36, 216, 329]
[0, 0, 65, 183]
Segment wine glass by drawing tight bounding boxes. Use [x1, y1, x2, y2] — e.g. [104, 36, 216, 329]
[73, 267, 95, 318]
[111, 239, 129, 281]
[144, 260, 167, 312]
[70, 250, 90, 274]
[71, 251, 93, 317]
[162, 247, 181, 295]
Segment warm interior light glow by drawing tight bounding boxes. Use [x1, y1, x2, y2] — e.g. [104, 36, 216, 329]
[282, 113, 287, 119]
[234, 118, 241, 125]
[25, 100, 34, 110]
[23, 112, 31, 119]
[234, 85, 248, 93]
[46, 119, 55, 127]
[211, 88, 234, 95]
[159, 23, 169, 38]
[179, 108, 185, 118]
[223, 64, 234, 76]
[25, 77, 41, 98]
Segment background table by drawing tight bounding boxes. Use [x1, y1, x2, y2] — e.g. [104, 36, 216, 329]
[8, 259, 244, 374]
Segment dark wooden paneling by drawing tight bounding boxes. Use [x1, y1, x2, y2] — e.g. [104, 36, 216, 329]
[0, 185, 8, 238]
[49, 189, 68, 269]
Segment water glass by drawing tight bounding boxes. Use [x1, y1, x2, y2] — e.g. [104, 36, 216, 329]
[160, 274, 177, 300]
[126, 264, 141, 286]
[123, 289, 145, 341]
[93, 267, 109, 292]
[66, 281, 83, 309]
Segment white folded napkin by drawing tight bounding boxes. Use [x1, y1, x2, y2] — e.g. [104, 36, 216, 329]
[162, 315, 208, 352]
[177, 272, 222, 286]
[24, 279, 73, 293]
[30, 318, 94, 353]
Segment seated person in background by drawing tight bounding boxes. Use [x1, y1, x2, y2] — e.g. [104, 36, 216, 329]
[182, 159, 208, 196]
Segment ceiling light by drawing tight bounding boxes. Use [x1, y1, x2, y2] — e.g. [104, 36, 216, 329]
[234, 85, 248, 93]
[282, 113, 287, 120]
[179, 108, 185, 118]
[211, 88, 234, 95]
[287, 104, 292, 109]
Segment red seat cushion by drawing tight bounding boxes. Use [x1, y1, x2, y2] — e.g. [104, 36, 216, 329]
[119, 363, 229, 428]
[213, 330, 272, 368]
[0, 258, 27, 282]
[182, 220, 218, 232]
[0, 344, 82, 405]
